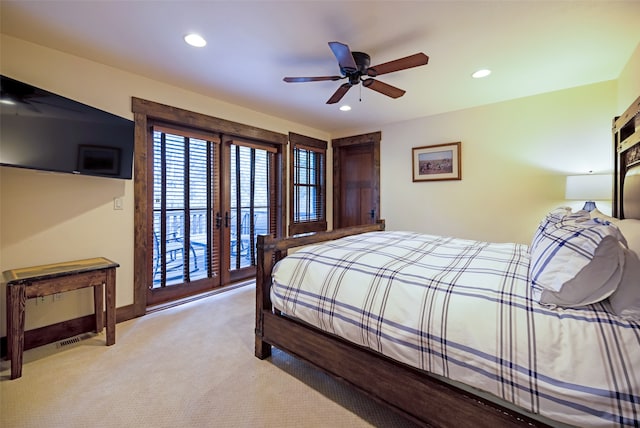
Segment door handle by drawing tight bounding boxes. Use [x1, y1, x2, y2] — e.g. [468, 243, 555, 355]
[215, 212, 222, 229]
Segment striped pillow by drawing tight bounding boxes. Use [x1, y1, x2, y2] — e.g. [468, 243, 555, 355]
[535, 207, 587, 230]
[529, 216, 626, 307]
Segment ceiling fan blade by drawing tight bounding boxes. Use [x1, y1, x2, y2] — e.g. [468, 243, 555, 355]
[328, 41, 358, 74]
[326, 83, 352, 104]
[283, 76, 342, 83]
[362, 79, 406, 99]
[366, 53, 429, 77]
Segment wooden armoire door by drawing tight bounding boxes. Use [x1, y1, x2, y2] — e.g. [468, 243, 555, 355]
[332, 132, 380, 228]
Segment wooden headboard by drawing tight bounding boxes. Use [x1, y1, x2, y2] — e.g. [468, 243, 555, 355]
[613, 94, 640, 220]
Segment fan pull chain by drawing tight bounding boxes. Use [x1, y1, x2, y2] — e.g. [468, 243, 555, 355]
[359, 82, 362, 102]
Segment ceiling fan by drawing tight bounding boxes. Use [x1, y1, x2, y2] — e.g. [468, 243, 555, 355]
[283, 41, 429, 104]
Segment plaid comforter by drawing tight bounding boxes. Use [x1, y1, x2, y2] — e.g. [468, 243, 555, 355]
[271, 231, 640, 427]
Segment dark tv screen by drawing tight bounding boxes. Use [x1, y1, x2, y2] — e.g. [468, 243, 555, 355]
[0, 75, 134, 179]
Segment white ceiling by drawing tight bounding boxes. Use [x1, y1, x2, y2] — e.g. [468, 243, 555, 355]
[1, 1, 639, 134]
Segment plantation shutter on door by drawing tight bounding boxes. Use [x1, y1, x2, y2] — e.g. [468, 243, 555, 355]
[228, 139, 278, 269]
[152, 124, 221, 288]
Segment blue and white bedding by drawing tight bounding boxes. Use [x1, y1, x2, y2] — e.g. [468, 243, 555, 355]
[271, 230, 640, 427]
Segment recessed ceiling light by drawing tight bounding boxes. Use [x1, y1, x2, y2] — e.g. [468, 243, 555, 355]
[472, 69, 491, 78]
[184, 33, 207, 48]
[340, 105, 351, 111]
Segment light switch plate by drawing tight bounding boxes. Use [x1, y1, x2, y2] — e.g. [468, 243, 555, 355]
[113, 197, 123, 210]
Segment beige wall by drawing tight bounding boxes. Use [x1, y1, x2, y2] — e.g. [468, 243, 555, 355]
[0, 35, 329, 334]
[0, 34, 637, 336]
[329, 46, 640, 246]
[377, 81, 618, 244]
[617, 42, 640, 112]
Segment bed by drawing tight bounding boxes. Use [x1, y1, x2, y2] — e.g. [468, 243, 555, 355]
[255, 95, 640, 427]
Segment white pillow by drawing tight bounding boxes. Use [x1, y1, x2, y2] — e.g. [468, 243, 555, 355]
[616, 219, 640, 257]
[607, 247, 640, 321]
[529, 217, 625, 307]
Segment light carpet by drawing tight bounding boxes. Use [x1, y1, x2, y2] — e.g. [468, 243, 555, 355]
[0, 283, 418, 428]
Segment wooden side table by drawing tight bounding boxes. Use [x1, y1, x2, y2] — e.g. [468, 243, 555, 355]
[4, 257, 119, 379]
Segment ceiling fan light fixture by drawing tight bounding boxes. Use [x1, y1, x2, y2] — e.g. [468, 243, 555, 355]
[184, 33, 207, 48]
[339, 105, 351, 111]
[284, 41, 429, 104]
[472, 69, 491, 78]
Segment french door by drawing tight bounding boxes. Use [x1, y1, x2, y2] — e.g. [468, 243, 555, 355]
[225, 138, 278, 283]
[147, 126, 278, 306]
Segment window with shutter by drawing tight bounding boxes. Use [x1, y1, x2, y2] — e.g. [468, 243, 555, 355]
[289, 133, 327, 235]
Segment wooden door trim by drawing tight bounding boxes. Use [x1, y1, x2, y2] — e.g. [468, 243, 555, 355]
[132, 98, 287, 316]
[332, 131, 381, 148]
[332, 132, 381, 229]
[131, 98, 287, 146]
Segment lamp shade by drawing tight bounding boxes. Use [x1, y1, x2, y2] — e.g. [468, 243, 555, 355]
[565, 174, 611, 201]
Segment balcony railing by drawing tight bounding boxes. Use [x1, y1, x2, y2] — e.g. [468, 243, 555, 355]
[152, 209, 268, 287]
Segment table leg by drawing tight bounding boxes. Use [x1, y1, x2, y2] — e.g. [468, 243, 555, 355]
[93, 283, 104, 334]
[7, 284, 26, 380]
[6, 287, 11, 362]
[105, 268, 116, 346]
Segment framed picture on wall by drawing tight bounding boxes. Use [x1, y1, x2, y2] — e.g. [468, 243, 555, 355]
[412, 142, 461, 182]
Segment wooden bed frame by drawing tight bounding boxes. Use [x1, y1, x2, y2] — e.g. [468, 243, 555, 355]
[613, 95, 640, 220]
[255, 94, 640, 427]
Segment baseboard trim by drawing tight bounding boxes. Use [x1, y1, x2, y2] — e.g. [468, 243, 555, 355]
[0, 304, 136, 359]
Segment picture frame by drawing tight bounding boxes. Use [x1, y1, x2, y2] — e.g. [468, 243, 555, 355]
[412, 142, 461, 182]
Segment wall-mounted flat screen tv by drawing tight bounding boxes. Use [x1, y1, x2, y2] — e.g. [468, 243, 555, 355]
[0, 75, 134, 179]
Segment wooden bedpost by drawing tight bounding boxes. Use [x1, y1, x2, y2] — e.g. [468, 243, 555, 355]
[255, 234, 274, 359]
[255, 220, 386, 359]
